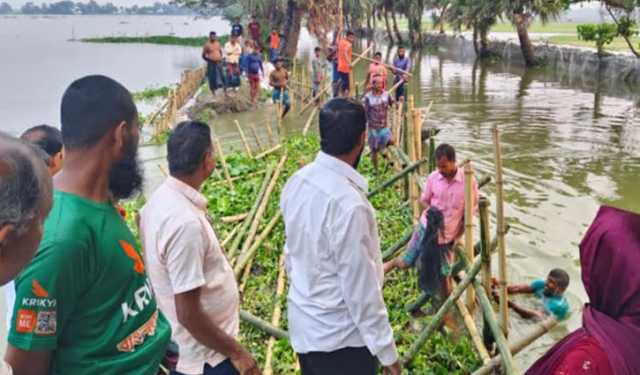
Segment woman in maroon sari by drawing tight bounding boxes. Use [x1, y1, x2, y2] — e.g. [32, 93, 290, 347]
[527, 206, 640, 375]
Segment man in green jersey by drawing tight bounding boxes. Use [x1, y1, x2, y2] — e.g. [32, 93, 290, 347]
[5, 75, 171, 375]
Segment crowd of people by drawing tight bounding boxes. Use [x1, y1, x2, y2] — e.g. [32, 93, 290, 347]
[1, 22, 639, 375]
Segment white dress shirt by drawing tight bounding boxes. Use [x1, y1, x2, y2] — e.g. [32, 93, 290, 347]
[140, 177, 240, 375]
[280, 151, 398, 366]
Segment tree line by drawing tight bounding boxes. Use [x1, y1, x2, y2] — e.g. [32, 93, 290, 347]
[0, 1, 193, 15]
[175, 0, 640, 66]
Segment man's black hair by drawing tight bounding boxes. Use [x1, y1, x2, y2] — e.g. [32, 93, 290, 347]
[210, 31, 217, 37]
[435, 143, 456, 162]
[167, 121, 212, 177]
[398, 45, 406, 50]
[319, 98, 366, 156]
[314, 46, 321, 52]
[20, 125, 63, 157]
[346, 31, 354, 37]
[549, 269, 570, 290]
[374, 51, 382, 57]
[61, 75, 137, 150]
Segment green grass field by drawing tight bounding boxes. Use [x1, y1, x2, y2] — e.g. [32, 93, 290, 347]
[396, 19, 580, 34]
[547, 34, 640, 52]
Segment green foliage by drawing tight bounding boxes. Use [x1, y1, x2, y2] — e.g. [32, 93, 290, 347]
[577, 23, 619, 55]
[132, 86, 171, 102]
[125, 133, 482, 372]
[81, 35, 230, 47]
[615, 15, 638, 38]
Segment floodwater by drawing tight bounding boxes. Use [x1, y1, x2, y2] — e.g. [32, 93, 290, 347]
[1, 15, 640, 371]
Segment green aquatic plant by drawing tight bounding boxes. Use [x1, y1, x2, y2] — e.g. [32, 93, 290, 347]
[81, 35, 229, 47]
[125, 134, 481, 373]
[133, 86, 171, 102]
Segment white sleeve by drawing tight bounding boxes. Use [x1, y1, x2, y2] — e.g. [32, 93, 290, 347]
[333, 205, 399, 366]
[165, 220, 207, 294]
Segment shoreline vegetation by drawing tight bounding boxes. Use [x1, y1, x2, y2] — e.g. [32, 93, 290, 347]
[81, 35, 229, 47]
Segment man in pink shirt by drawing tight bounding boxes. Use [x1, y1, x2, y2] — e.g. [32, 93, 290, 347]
[384, 144, 478, 309]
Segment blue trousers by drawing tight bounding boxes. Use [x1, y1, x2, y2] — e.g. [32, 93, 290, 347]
[171, 359, 239, 375]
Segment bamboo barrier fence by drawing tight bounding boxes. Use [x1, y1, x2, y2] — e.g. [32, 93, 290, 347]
[152, 66, 206, 136]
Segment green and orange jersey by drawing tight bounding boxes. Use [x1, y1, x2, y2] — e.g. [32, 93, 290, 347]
[9, 191, 171, 375]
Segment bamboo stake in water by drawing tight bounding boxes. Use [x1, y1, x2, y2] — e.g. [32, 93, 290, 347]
[455, 291, 491, 364]
[472, 278, 518, 375]
[493, 125, 509, 336]
[264, 253, 287, 375]
[235, 120, 253, 158]
[472, 318, 558, 375]
[214, 137, 235, 191]
[302, 106, 318, 136]
[292, 59, 297, 111]
[249, 123, 264, 152]
[464, 161, 475, 311]
[402, 255, 483, 365]
[479, 197, 492, 294]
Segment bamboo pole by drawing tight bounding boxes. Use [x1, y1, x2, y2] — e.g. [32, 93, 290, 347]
[264, 253, 287, 375]
[472, 318, 558, 375]
[302, 106, 318, 136]
[239, 310, 289, 340]
[472, 279, 518, 374]
[493, 125, 509, 336]
[255, 144, 282, 160]
[249, 123, 264, 152]
[455, 295, 491, 364]
[234, 154, 287, 267]
[352, 52, 413, 76]
[263, 111, 275, 147]
[479, 197, 492, 295]
[413, 108, 422, 164]
[240, 256, 254, 293]
[464, 162, 475, 311]
[214, 137, 235, 191]
[234, 213, 282, 277]
[235, 120, 253, 157]
[221, 213, 248, 224]
[277, 86, 285, 131]
[299, 84, 331, 114]
[386, 79, 405, 97]
[381, 227, 414, 260]
[351, 45, 375, 67]
[367, 158, 428, 199]
[221, 223, 242, 249]
[402, 254, 483, 365]
[292, 59, 297, 111]
[226, 165, 274, 260]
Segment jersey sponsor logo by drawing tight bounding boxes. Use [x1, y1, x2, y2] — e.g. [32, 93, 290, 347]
[119, 240, 145, 274]
[32, 280, 48, 298]
[16, 309, 37, 333]
[121, 280, 154, 323]
[116, 310, 158, 353]
[21, 297, 56, 308]
[35, 311, 57, 335]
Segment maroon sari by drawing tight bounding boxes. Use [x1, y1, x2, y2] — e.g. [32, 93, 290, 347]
[526, 206, 640, 375]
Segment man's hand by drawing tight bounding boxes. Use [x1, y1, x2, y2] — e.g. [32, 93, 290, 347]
[383, 361, 402, 375]
[230, 349, 261, 375]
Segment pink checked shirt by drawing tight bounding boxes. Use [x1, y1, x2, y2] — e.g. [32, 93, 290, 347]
[419, 168, 478, 245]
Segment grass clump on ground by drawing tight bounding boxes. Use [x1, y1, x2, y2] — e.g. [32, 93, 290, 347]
[125, 134, 481, 374]
[133, 85, 171, 102]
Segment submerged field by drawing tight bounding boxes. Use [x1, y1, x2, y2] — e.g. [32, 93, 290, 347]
[125, 134, 481, 374]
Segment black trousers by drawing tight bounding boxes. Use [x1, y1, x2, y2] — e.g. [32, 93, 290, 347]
[298, 347, 378, 375]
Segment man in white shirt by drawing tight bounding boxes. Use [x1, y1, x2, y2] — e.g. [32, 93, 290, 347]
[280, 98, 402, 375]
[224, 35, 243, 90]
[140, 121, 260, 375]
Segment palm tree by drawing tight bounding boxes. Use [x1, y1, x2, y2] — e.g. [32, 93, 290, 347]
[448, 0, 501, 57]
[502, 0, 569, 66]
